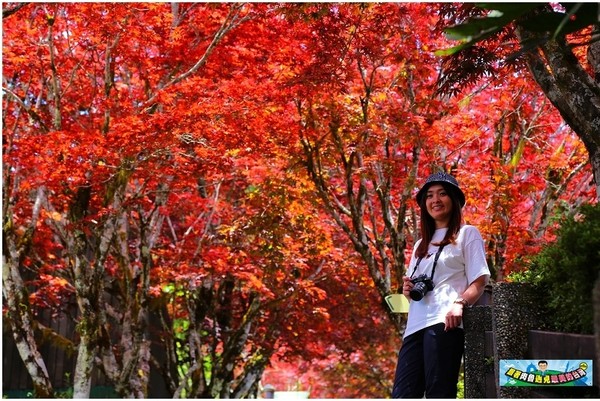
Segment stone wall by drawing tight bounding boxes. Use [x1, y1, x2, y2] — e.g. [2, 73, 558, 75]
[491, 282, 547, 398]
[463, 282, 545, 398]
[463, 304, 493, 398]
[464, 282, 598, 398]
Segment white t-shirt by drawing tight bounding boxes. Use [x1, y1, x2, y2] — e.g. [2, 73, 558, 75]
[404, 225, 490, 338]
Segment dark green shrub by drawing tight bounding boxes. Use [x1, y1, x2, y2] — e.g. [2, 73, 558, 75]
[509, 203, 600, 334]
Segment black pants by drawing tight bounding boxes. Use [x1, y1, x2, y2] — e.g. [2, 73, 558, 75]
[392, 323, 464, 398]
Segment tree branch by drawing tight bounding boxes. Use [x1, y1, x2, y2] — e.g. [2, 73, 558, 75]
[2, 2, 28, 19]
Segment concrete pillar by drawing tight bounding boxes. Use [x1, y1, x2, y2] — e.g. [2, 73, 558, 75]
[463, 305, 493, 398]
[492, 282, 545, 398]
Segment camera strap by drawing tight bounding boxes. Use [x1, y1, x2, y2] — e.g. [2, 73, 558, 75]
[410, 244, 446, 280]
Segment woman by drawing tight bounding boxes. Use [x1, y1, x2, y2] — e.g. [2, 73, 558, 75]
[392, 171, 490, 398]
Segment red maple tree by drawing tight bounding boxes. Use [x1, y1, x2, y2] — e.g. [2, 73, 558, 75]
[2, 2, 594, 398]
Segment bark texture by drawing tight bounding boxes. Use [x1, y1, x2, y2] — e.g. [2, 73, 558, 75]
[516, 24, 600, 198]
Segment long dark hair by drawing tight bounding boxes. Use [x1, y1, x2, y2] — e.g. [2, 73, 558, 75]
[415, 183, 463, 258]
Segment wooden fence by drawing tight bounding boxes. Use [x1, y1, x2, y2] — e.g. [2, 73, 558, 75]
[2, 305, 116, 398]
[3, 299, 178, 398]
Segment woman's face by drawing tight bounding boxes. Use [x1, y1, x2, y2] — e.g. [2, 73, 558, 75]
[425, 184, 453, 227]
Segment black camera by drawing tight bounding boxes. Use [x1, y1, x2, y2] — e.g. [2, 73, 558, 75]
[410, 274, 434, 301]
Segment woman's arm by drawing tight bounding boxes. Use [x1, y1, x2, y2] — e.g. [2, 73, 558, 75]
[444, 275, 488, 331]
[458, 274, 488, 306]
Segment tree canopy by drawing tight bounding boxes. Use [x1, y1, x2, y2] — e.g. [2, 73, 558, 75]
[2, 2, 595, 398]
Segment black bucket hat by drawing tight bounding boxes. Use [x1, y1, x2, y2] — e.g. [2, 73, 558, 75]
[416, 172, 466, 208]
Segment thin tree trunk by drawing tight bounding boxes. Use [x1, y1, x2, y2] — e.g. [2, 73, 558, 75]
[2, 256, 54, 398]
[2, 187, 53, 398]
[72, 336, 94, 398]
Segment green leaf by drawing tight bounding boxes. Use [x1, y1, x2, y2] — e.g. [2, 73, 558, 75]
[520, 7, 597, 37]
[553, 3, 599, 38]
[555, 2, 582, 38]
[441, 2, 598, 59]
[475, 3, 542, 15]
[444, 18, 503, 40]
[434, 42, 471, 57]
[519, 12, 574, 32]
[437, 24, 505, 56]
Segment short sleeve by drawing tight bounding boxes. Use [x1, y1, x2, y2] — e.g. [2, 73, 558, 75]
[461, 225, 491, 285]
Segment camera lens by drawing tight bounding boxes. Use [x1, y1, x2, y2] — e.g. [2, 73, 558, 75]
[410, 282, 427, 301]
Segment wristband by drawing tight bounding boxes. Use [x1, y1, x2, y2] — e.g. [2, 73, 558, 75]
[454, 298, 469, 307]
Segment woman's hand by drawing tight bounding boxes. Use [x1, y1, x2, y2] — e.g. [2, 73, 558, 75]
[402, 276, 414, 299]
[444, 275, 488, 331]
[444, 303, 464, 331]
